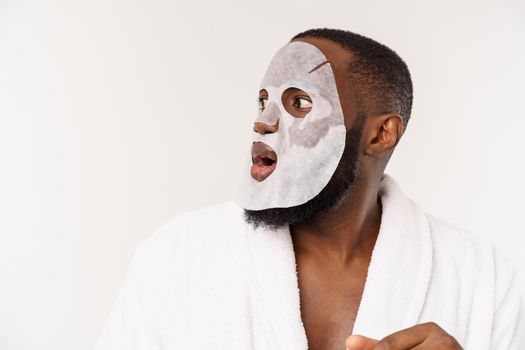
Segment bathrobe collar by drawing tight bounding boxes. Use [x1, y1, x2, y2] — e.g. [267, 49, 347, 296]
[243, 173, 433, 349]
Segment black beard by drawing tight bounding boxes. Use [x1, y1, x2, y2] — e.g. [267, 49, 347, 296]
[243, 114, 366, 230]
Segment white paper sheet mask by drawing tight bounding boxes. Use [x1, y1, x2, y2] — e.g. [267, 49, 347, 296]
[236, 41, 347, 210]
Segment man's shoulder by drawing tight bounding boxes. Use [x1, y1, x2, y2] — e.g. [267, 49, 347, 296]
[426, 213, 489, 252]
[425, 213, 493, 263]
[424, 212, 523, 333]
[114, 201, 250, 311]
[425, 212, 517, 283]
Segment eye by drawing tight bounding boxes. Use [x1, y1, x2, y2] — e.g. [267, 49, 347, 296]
[281, 87, 312, 118]
[258, 89, 269, 112]
[258, 97, 268, 112]
[293, 97, 313, 110]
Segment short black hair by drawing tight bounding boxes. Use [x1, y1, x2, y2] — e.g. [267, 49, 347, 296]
[291, 28, 413, 127]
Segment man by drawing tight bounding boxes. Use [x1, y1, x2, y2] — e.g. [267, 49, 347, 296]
[95, 28, 524, 349]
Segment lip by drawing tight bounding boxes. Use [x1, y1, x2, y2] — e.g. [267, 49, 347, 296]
[250, 142, 278, 182]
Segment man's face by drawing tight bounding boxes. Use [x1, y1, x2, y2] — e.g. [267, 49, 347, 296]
[236, 41, 348, 211]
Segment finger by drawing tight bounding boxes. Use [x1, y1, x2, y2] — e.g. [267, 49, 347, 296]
[346, 335, 379, 350]
[374, 323, 436, 349]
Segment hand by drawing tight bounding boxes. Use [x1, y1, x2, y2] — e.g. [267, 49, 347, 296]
[345, 322, 463, 349]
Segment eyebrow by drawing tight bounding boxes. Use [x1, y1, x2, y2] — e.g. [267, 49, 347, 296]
[308, 60, 329, 74]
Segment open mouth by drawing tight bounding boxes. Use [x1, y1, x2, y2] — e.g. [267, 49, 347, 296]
[250, 142, 278, 182]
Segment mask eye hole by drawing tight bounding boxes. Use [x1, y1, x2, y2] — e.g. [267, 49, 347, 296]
[258, 89, 269, 113]
[281, 87, 312, 118]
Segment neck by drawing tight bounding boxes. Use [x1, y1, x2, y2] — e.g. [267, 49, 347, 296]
[289, 176, 382, 267]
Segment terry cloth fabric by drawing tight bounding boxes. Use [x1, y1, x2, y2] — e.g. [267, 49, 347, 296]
[94, 174, 524, 349]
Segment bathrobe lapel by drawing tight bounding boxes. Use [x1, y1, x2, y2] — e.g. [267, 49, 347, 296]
[351, 174, 433, 339]
[245, 222, 309, 350]
[245, 174, 433, 349]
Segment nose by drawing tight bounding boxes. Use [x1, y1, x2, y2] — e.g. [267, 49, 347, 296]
[254, 100, 280, 134]
[253, 119, 279, 134]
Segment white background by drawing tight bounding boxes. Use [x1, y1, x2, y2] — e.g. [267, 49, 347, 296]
[1, 0, 524, 349]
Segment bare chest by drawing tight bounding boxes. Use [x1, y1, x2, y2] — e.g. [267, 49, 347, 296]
[296, 258, 368, 350]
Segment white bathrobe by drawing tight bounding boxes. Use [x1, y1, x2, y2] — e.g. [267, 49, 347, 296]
[94, 174, 524, 349]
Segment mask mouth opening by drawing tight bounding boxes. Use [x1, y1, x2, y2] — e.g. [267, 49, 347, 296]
[251, 142, 278, 182]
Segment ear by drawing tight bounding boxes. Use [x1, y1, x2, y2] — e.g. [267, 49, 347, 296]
[364, 114, 405, 158]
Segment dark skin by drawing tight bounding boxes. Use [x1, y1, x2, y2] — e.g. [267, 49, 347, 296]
[257, 37, 462, 350]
